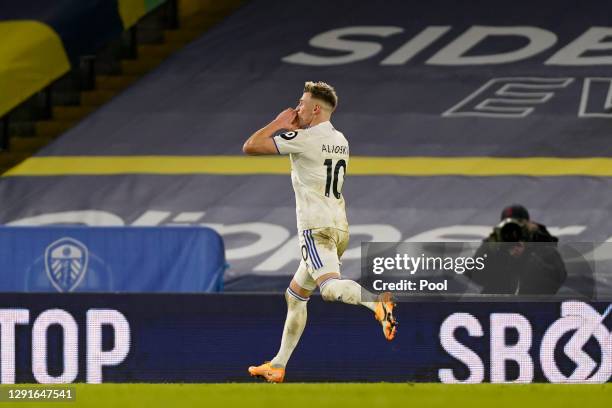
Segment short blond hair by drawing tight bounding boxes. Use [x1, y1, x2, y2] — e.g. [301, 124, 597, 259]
[304, 81, 338, 111]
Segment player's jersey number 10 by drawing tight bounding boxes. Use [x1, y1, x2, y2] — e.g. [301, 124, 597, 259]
[323, 159, 346, 199]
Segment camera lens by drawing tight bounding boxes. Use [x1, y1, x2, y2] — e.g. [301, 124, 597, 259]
[500, 222, 522, 242]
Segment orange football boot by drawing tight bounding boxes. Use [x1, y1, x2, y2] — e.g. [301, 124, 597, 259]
[248, 361, 285, 383]
[374, 292, 398, 341]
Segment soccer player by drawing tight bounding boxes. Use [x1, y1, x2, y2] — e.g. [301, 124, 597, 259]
[242, 81, 397, 383]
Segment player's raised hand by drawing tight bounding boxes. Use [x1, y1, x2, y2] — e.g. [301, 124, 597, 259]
[274, 108, 299, 130]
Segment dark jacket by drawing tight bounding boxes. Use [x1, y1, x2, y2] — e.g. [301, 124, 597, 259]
[469, 223, 567, 295]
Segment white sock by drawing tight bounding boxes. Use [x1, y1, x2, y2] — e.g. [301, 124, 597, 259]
[270, 289, 308, 368]
[319, 278, 378, 312]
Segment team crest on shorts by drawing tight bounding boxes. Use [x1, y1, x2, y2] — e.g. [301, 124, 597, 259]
[44, 237, 89, 292]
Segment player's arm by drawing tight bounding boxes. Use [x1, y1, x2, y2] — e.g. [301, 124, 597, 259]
[242, 108, 298, 155]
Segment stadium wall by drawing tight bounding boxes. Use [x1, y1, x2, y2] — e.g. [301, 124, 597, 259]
[0, 294, 609, 384]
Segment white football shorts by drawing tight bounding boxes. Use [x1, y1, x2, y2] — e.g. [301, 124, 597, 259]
[293, 227, 349, 291]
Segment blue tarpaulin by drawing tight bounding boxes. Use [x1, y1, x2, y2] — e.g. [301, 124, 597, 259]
[0, 227, 225, 292]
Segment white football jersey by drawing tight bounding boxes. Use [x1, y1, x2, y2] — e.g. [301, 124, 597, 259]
[273, 121, 349, 232]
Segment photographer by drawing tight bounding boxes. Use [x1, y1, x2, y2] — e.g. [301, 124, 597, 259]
[469, 205, 567, 295]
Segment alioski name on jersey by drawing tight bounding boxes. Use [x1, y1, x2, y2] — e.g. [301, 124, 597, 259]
[322, 144, 349, 155]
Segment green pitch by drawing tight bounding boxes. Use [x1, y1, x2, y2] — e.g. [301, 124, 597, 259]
[1, 383, 611, 408]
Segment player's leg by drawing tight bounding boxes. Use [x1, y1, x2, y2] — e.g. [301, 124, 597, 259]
[270, 277, 310, 368]
[306, 228, 376, 309]
[308, 228, 398, 340]
[316, 272, 375, 310]
[248, 262, 314, 382]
